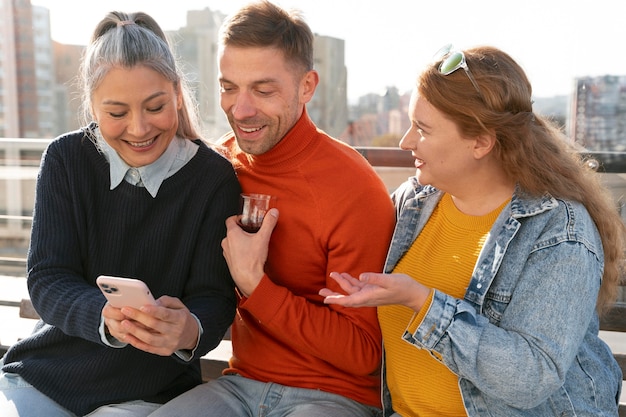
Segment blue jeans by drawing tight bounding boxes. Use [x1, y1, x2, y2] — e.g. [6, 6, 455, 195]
[0, 370, 160, 417]
[148, 374, 382, 417]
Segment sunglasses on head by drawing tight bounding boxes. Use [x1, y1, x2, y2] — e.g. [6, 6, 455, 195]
[434, 44, 483, 98]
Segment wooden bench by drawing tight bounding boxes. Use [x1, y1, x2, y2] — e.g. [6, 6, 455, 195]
[3, 299, 626, 414]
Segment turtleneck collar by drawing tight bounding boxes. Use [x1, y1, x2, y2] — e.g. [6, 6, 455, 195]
[235, 108, 319, 173]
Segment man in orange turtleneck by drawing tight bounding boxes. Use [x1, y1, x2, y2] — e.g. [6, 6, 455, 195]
[149, 1, 395, 417]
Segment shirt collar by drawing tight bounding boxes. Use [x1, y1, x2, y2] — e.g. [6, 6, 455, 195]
[95, 128, 190, 198]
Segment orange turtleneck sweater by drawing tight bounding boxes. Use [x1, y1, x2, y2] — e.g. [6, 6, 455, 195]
[219, 110, 396, 407]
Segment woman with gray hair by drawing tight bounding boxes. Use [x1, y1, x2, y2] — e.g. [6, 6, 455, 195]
[0, 11, 240, 417]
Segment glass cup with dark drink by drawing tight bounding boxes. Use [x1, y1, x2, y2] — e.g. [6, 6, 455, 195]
[237, 193, 275, 233]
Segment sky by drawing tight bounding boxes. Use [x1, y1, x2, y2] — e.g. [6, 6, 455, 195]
[31, 0, 626, 102]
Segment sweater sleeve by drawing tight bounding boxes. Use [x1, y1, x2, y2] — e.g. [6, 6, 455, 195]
[27, 138, 109, 344]
[240, 163, 396, 377]
[181, 170, 240, 357]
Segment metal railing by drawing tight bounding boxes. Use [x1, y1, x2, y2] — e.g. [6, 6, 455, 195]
[2, 144, 626, 277]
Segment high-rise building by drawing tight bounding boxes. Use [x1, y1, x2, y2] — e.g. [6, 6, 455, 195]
[1, 0, 38, 138]
[0, 0, 58, 139]
[571, 75, 626, 152]
[0, 0, 19, 138]
[13, 0, 38, 138]
[52, 41, 83, 136]
[168, 8, 229, 141]
[32, 5, 56, 138]
[308, 35, 348, 138]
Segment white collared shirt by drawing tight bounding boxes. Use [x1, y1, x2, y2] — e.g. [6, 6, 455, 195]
[95, 127, 199, 198]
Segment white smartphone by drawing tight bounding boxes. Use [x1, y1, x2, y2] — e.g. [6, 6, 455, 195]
[96, 275, 157, 309]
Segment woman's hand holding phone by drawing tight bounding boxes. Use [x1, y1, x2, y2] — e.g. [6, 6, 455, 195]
[97, 276, 199, 356]
[97, 276, 157, 309]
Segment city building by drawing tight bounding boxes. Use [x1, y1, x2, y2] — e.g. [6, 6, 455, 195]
[1, 0, 34, 138]
[0, 0, 19, 138]
[168, 8, 229, 141]
[0, 0, 57, 138]
[31, 5, 55, 139]
[571, 75, 626, 152]
[340, 87, 410, 146]
[52, 42, 83, 135]
[308, 35, 348, 139]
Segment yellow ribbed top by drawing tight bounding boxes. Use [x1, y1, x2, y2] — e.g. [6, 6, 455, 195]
[378, 193, 509, 416]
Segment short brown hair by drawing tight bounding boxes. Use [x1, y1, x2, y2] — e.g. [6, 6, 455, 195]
[219, 0, 314, 72]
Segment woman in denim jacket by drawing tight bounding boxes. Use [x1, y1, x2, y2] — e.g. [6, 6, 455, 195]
[321, 45, 626, 416]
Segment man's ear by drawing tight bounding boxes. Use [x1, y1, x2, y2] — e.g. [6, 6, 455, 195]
[300, 70, 319, 104]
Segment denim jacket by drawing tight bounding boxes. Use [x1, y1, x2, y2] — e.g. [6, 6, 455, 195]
[381, 178, 622, 417]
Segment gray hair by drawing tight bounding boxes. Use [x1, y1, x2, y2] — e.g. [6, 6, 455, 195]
[79, 11, 201, 140]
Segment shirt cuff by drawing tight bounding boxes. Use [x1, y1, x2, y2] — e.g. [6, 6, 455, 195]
[174, 313, 204, 362]
[99, 315, 127, 348]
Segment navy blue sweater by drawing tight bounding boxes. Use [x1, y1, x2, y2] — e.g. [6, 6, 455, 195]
[2, 127, 240, 415]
